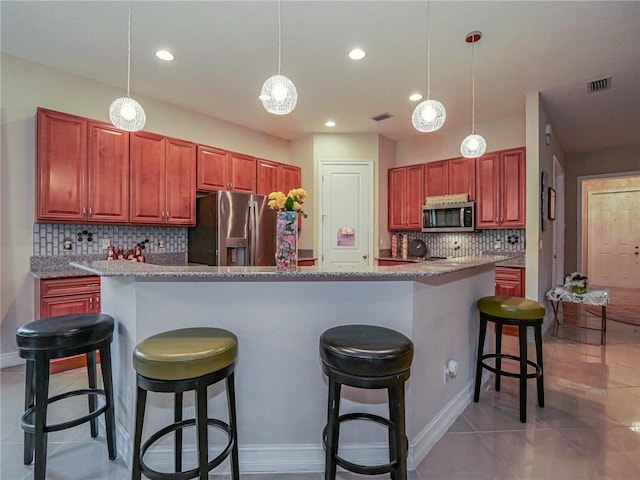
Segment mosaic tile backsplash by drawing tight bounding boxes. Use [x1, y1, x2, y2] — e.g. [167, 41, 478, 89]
[385, 228, 525, 258]
[33, 224, 187, 256]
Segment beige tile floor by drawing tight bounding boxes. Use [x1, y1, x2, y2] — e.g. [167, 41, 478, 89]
[2, 316, 639, 479]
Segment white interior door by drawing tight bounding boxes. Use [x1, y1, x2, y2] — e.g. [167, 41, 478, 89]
[588, 188, 640, 288]
[319, 161, 373, 269]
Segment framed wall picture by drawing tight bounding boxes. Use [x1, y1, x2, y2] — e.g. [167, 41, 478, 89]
[548, 187, 556, 220]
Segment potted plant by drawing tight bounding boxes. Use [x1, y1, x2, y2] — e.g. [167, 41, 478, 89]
[564, 272, 588, 294]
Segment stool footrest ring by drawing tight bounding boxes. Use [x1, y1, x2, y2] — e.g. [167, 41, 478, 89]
[21, 388, 107, 433]
[481, 353, 542, 379]
[322, 412, 407, 476]
[139, 418, 233, 480]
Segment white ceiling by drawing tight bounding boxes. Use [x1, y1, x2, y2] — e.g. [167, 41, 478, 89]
[2, 1, 639, 154]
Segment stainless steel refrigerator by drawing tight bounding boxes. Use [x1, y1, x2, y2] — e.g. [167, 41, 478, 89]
[188, 191, 277, 266]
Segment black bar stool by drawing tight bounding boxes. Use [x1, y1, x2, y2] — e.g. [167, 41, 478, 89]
[319, 324, 414, 480]
[15, 313, 117, 480]
[474, 296, 546, 423]
[131, 327, 240, 480]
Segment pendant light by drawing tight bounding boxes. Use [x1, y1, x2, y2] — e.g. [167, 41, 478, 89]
[259, 0, 297, 115]
[412, 0, 446, 132]
[109, 0, 146, 132]
[460, 31, 486, 158]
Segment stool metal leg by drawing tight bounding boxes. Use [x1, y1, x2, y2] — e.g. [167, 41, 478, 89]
[473, 315, 488, 402]
[23, 358, 35, 465]
[33, 352, 50, 480]
[132, 385, 147, 480]
[518, 325, 528, 423]
[495, 322, 503, 392]
[174, 391, 183, 473]
[226, 372, 240, 480]
[99, 343, 117, 460]
[324, 376, 341, 480]
[389, 384, 408, 480]
[87, 350, 98, 438]
[196, 381, 209, 480]
[535, 323, 545, 408]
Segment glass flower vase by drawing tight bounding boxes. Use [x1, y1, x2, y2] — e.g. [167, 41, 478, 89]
[571, 284, 587, 295]
[275, 211, 298, 271]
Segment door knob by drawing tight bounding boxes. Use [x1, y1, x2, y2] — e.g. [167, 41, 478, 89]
[362, 255, 368, 259]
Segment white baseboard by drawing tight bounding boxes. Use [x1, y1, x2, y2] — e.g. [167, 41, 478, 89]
[114, 384, 475, 473]
[410, 380, 474, 466]
[0, 351, 24, 369]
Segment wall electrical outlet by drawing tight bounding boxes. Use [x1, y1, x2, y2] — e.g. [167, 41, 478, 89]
[102, 239, 111, 249]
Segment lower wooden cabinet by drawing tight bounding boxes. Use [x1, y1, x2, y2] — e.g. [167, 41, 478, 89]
[36, 276, 101, 373]
[495, 266, 525, 336]
[298, 259, 316, 266]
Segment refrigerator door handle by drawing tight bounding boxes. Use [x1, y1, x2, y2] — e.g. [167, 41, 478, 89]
[248, 200, 257, 266]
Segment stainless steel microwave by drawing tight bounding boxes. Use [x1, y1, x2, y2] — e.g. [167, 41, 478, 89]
[422, 202, 475, 232]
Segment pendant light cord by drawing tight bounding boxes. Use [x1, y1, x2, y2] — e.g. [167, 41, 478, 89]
[471, 36, 476, 134]
[277, 0, 282, 74]
[126, 0, 132, 97]
[426, 0, 431, 100]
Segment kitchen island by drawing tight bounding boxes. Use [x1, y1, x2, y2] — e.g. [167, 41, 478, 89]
[71, 256, 508, 474]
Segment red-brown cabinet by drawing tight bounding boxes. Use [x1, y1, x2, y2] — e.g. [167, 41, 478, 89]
[256, 159, 302, 195]
[197, 146, 256, 193]
[37, 108, 129, 223]
[424, 157, 476, 200]
[495, 266, 525, 335]
[476, 148, 526, 229]
[388, 165, 424, 231]
[36, 276, 101, 373]
[130, 132, 196, 225]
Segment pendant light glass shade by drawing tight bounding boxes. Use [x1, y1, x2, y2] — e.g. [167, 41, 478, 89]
[109, 96, 146, 132]
[261, 1, 297, 115]
[260, 74, 297, 115]
[460, 133, 487, 158]
[412, 99, 446, 132]
[110, 0, 145, 132]
[412, 0, 446, 132]
[460, 31, 486, 158]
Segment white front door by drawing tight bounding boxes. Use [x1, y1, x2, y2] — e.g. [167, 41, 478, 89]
[319, 161, 373, 269]
[588, 188, 640, 288]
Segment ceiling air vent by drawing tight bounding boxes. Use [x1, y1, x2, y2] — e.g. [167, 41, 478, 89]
[587, 77, 611, 93]
[371, 112, 394, 122]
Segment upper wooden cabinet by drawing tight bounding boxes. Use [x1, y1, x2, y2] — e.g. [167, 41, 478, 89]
[130, 132, 196, 225]
[424, 157, 476, 200]
[476, 147, 526, 229]
[388, 165, 424, 231]
[256, 158, 302, 195]
[197, 146, 256, 193]
[37, 108, 129, 223]
[256, 158, 280, 195]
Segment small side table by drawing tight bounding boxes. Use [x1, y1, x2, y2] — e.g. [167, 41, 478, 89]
[546, 287, 609, 345]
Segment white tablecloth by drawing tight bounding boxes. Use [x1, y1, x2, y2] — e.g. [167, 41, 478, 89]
[546, 286, 609, 306]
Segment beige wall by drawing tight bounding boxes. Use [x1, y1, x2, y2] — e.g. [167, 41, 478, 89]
[395, 114, 525, 166]
[564, 144, 640, 273]
[0, 54, 290, 359]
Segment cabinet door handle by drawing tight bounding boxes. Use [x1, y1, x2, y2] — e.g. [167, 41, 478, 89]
[95, 296, 100, 311]
[166, 211, 170, 220]
[89, 297, 93, 309]
[82, 207, 86, 215]
[88, 207, 92, 216]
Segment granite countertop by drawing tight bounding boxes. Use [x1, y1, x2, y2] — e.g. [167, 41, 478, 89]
[30, 253, 188, 279]
[69, 254, 510, 281]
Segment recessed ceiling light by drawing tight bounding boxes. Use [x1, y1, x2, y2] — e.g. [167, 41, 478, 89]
[348, 48, 366, 60]
[409, 93, 423, 102]
[325, 120, 336, 127]
[155, 50, 174, 61]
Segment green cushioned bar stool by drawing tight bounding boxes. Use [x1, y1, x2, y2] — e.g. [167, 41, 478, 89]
[131, 327, 239, 480]
[474, 296, 546, 423]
